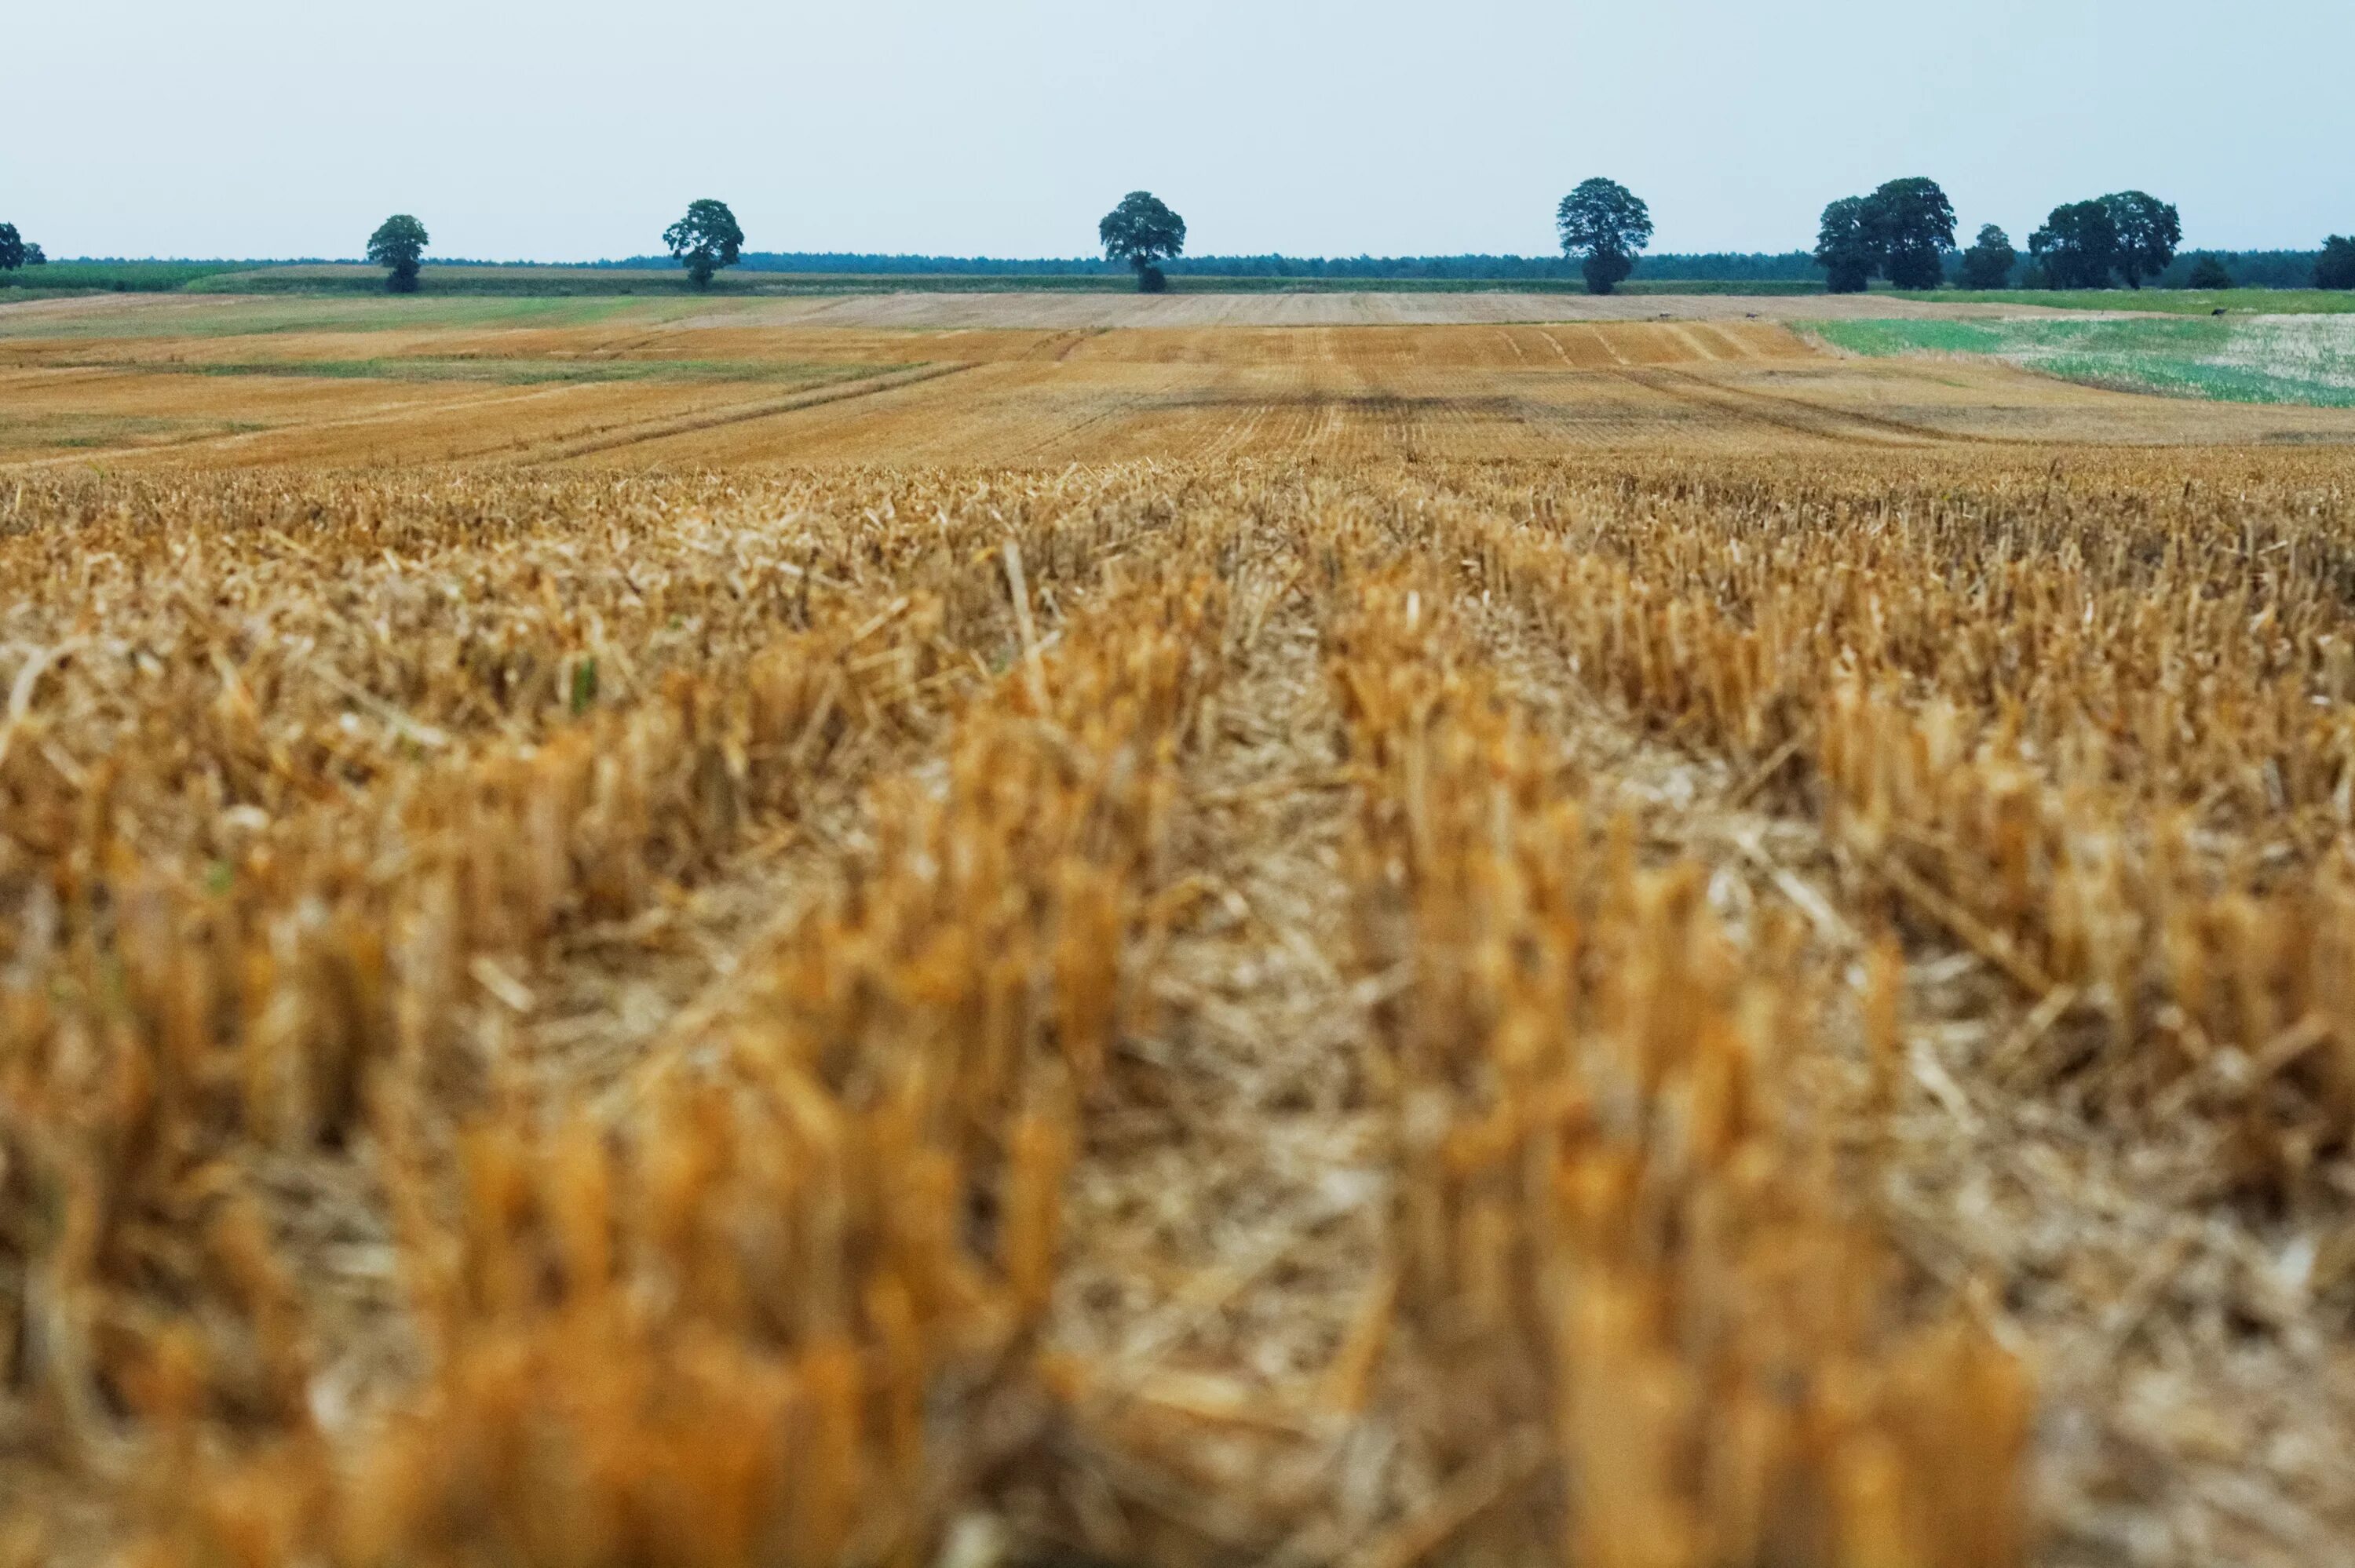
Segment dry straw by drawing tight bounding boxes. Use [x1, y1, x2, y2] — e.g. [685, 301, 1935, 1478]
[4, 452, 2352, 1564]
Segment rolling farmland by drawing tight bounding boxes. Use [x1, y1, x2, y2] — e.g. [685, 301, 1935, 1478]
[7, 293, 2355, 472]
[5, 290, 2355, 1568]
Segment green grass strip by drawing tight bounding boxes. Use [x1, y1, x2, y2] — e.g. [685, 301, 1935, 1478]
[1814, 315, 2355, 407]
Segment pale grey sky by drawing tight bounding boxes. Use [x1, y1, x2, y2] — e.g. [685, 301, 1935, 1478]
[9, 0, 2350, 261]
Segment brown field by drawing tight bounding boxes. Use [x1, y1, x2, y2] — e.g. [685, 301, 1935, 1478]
[5, 291, 2355, 1568]
[8, 292, 2353, 472]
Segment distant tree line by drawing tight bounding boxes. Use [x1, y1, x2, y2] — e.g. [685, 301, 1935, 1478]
[1801, 181, 2351, 293]
[29, 191, 2353, 297]
[539, 243, 2355, 291]
[20, 242, 2335, 292]
[586, 250, 1824, 281]
[1943, 249, 2327, 290]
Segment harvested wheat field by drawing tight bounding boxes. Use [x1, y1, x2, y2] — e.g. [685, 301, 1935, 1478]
[11, 294, 2355, 472]
[5, 297, 2355, 1568]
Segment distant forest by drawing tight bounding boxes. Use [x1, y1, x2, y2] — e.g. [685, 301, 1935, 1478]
[2134, 250, 2327, 290]
[589, 249, 2328, 287]
[13, 249, 2331, 293]
[590, 251, 1825, 281]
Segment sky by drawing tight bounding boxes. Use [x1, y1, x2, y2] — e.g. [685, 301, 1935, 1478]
[7, 0, 2351, 262]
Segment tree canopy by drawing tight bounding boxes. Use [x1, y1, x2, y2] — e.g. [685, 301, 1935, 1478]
[2028, 201, 2120, 289]
[2186, 255, 2233, 290]
[1099, 191, 1187, 293]
[1554, 177, 1654, 295]
[2315, 235, 2355, 291]
[366, 214, 430, 294]
[1959, 224, 2017, 290]
[1813, 198, 1876, 294]
[664, 199, 745, 288]
[0, 224, 24, 272]
[2102, 191, 2181, 289]
[1813, 178, 1955, 292]
[23, 243, 42, 265]
[1865, 177, 1956, 289]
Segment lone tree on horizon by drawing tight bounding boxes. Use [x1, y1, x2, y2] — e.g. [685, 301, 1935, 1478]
[0, 224, 26, 272]
[366, 214, 429, 294]
[1099, 191, 1186, 293]
[1556, 177, 1652, 295]
[664, 199, 745, 289]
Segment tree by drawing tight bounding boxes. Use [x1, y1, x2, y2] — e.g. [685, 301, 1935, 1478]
[24, 243, 43, 265]
[2317, 236, 2355, 291]
[2028, 200, 2119, 289]
[1864, 177, 1955, 289]
[2186, 255, 2233, 290]
[0, 224, 23, 272]
[366, 213, 430, 294]
[1959, 224, 2017, 289]
[2101, 191, 2180, 289]
[663, 199, 745, 288]
[1814, 197, 1876, 294]
[1098, 191, 1187, 293]
[1555, 177, 1654, 295]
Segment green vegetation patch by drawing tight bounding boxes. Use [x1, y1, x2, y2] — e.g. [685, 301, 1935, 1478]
[0, 411, 265, 454]
[0, 295, 684, 340]
[1815, 315, 2355, 407]
[0, 260, 263, 294]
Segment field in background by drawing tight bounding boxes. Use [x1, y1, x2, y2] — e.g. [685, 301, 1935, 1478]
[17, 260, 2355, 309]
[0, 259, 265, 296]
[1817, 313, 2355, 406]
[5, 290, 2355, 1568]
[10, 290, 2355, 470]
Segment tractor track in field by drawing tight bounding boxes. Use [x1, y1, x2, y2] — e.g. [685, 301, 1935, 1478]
[1616, 365, 1970, 447]
[517, 361, 980, 463]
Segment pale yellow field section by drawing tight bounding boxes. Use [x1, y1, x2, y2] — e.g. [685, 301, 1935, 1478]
[5, 290, 2354, 468]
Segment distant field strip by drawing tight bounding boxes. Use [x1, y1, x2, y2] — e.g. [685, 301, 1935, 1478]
[8, 302, 2355, 468]
[0, 289, 2096, 340]
[46, 356, 908, 387]
[1817, 314, 2355, 407]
